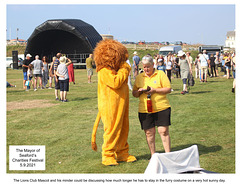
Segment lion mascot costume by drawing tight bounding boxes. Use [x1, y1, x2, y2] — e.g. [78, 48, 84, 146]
[91, 39, 136, 166]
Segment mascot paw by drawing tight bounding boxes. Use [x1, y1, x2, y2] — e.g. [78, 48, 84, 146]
[102, 157, 119, 166]
[117, 155, 137, 163]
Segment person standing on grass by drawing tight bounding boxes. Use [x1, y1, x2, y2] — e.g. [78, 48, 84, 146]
[86, 54, 94, 83]
[132, 55, 172, 157]
[67, 57, 75, 85]
[157, 59, 166, 72]
[53, 53, 61, 100]
[42, 56, 49, 88]
[30, 55, 43, 91]
[224, 53, 232, 79]
[22, 54, 32, 90]
[186, 52, 193, 71]
[214, 51, 220, 77]
[56, 56, 72, 102]
[126, 59, 133, 91]
[177, 50, 192, 94]
[194, 56, 200, 79]
[27, 64, 34, 90]
[175, 55, 181, 78]
[165, 53, 173, 83]
[199, 50, 209, 82]
[220, 53, 227, 76]
[153, 54, 160, 69]
[132, 51, 141, 79]
[231, 52, 236, 93]
[48, 56, 56, 89]
[209, 54, 216, 77]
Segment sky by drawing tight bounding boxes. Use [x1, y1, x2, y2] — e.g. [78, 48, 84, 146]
[6, 3, 235, 45]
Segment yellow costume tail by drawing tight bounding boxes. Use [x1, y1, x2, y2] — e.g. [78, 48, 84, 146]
[91, 112, 101, 151]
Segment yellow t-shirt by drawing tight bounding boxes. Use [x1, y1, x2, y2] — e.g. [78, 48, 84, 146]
[86, 57, 93, 69]
[133, 70, 171, 113]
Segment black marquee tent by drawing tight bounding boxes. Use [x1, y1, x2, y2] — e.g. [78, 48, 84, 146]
[25, 19, 102, 62]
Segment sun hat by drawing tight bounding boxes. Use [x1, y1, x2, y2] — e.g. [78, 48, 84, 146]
[59, 56, 66, 63]
[26, 54, 32, 58]
[177, 50, 186, 57]
[133, 51, 138, 55]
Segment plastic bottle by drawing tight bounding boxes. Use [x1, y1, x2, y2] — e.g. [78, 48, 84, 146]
[147, 94, 153, 112]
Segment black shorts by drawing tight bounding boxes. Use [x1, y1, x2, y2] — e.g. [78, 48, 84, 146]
[34, 74, 42, 78]
[138, 107, 171, 130]
[54, 76, 60, 90]
[59, 79, 69, 92]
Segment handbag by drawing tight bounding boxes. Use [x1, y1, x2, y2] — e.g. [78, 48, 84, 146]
[188, 74, 195, 86]
[25, 80, 30, 86]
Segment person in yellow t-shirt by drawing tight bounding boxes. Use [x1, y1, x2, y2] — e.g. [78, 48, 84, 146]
[86, 54, 94, 83]
[132, 55, 172, 157]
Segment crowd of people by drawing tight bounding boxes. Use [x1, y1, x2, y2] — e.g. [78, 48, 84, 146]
[12, 49, 235, 107]
[21, 53, 95, 102]
[19, 50, 236, 99]
[129, 50, 236, 94]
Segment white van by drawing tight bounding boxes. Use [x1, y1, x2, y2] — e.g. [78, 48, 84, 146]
[159, 45, 182, 56]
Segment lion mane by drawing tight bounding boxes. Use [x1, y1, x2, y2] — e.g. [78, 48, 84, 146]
[93, 39, 129, 73]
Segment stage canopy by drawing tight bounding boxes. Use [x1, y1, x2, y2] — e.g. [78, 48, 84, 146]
[25, 19, 102, 59]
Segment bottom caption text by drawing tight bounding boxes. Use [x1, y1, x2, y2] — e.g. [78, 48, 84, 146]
[13, 178, 226, 184]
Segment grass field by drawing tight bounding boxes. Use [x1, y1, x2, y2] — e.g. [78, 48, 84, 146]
[6, 66, 235, 173]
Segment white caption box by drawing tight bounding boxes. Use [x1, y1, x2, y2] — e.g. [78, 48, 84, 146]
[9, 145, 45, 170]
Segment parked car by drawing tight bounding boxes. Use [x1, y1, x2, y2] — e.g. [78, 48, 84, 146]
[6, 57, 23, 68]
[161, 41, 170, 45]
[174, 41, 183, 45]
[159, 45, 182, 56]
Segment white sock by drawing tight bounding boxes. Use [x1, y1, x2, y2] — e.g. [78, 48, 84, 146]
[183, 84, 186, 91]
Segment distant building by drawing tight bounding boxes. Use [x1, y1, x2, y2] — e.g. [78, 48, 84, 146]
[101, 34, 114, 40]
[225, 30, 235, 48]
[7, 39, 27, 45]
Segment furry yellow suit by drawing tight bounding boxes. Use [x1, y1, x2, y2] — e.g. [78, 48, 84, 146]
[91, 39, 136, 166]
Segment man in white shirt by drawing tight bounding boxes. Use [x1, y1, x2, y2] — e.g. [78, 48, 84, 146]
[199, 50, 210, 82]
[214, 51, 220, 77]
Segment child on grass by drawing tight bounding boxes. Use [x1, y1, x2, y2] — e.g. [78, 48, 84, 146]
[27, 64, 34, 90]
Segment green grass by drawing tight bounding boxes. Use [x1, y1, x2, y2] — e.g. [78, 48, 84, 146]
[6, 67, 235, 173]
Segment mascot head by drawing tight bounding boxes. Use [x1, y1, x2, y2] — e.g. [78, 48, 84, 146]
[93, 39, 129, 72]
